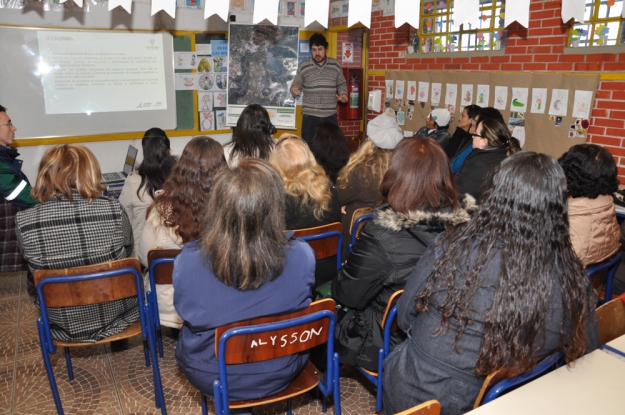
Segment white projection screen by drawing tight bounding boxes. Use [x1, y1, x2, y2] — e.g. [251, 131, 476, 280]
[0, 27, 176, 139]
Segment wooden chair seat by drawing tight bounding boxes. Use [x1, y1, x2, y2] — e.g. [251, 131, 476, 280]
[229, 361, 321, 408]
[52, 320, 143, 347]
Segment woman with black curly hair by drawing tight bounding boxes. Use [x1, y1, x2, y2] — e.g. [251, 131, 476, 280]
[382, 152, 598, 415]
[558, 143, 620, 267]
[309, 122, 351, 184]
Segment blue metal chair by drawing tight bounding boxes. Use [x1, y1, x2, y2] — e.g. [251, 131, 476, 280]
[206, 298, 341, 415]
[349, 213, 375, 253]
[481, 351, 564, 405]
[35, 258, 166, 415]
[586, 250, 623, 305]
[147, 249, 182, 358]
[355, 289, 403, 413]
[293, 222, 344, 271]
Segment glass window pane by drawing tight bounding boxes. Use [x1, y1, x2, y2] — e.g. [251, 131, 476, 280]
[620, 22, 625, 44]
[584, 1, 594, 20]
[571, 24, 591, 47]
[423, 18, 434, 34]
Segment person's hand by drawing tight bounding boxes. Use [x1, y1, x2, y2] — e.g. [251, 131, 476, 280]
[337, 93, 348, 103]
[341, 206, 346, 214]
[292, 86, 301, 96]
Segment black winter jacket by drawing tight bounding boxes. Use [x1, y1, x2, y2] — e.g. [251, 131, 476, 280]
[454, 147, 507, 203]
[331, 196, 477, 371]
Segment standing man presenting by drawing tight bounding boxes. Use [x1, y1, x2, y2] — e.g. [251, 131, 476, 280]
[0, 105, 37, 273]
[291, 33, 348, 144]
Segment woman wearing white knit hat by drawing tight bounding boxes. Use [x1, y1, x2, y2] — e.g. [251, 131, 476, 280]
[415, 108, 452, 151]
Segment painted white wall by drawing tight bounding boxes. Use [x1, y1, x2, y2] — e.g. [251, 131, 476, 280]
[15, 132, 232, 185]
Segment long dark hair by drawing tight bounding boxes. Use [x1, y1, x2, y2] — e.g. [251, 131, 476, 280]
[201, 158, 287, 291]
[230, 104, 277, 161]
[558, 143, 619, 199]
[137, 128, 177, 200]
[416, 151, 595, 377]
[149, 136, 226, 243]
[309, 122, 351, 183]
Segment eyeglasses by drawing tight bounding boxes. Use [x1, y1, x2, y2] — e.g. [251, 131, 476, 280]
[471, 133, 483, 138]
[0, 121, 13, 128]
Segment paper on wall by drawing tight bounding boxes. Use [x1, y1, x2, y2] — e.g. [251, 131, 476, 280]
[431, 83, 442, 106]
[504, 0, 530, 28]
[417, 81, 429, 103]
[549, 89, 569, 116]
[200, 111, 214, 130]
[196, 44, 212, 55]
[445, 83, 458, 105]
[406, 81, 417, 100]
[395, 81, 405, 99]
[510, 88, 529, 112]
[572, 90, 593, 119]
[175, 52, 197, 69]
[494, 86, 508, 110]
[476, 85, 490, 107]
[175, 73, 197, 90]
[198, 91, 213, 111]
[461, 84, 474, 106]
[385, 80, 394, 100]
[530, 88, 547, 114]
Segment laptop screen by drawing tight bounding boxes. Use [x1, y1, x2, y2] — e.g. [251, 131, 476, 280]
[123, 145, 139, 175]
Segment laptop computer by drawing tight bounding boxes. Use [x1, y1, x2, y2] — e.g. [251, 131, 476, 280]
[101, 145, 139, 184]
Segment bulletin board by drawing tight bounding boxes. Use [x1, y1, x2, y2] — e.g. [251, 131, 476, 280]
[384, 71, 600, 159]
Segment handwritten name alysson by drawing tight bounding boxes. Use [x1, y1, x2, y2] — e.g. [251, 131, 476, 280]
[250, 327, 323, 348]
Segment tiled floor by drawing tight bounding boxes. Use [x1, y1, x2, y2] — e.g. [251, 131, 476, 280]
[0, 271, 378, 415]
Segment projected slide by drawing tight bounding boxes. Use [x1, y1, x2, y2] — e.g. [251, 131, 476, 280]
[37, 31, 168, 115]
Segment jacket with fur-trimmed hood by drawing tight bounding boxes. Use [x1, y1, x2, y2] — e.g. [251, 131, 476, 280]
[331, 194, 477, 371]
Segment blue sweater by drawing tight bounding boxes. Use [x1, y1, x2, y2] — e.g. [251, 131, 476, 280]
[174, 238, 315, 400]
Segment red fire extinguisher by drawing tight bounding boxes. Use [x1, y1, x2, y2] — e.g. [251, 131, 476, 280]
[340, 68, 362, 120]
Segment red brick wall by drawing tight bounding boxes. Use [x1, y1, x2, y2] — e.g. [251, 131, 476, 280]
[366, 0, 625, 178]
[336, 30, 365, 140]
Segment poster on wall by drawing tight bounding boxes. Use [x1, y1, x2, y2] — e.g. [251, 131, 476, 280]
[342, 42, 354, 63]
[227, 24, 298, 128]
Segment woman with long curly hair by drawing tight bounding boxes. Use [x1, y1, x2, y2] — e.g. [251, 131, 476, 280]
[558, 144, 620, 268]
[119, 128, 177, 253]
[270, 136, 340, 286]
[138, 136, 227, 329]
[223, 104, 277, 167]
[382, 152, 598, 415]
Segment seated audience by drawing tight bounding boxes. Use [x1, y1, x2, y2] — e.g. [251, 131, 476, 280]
[15, 144, 136, 342]
[223, 104, 276, 167]
[139, 136, 227, 329]
[332, 137, 476, 372]
[382, 151, 598, 415]
[558, 144, 620, 267]
[119, 128, 177, 254]
[336, 114, 400, 252]
[309, 122, 351, 184]
[446, 104, 480, 160]
[455, 117, 521, 203]
[415, 108, 452, 150]
[269, 136, 341, 287]
[174, 159, 315, 400]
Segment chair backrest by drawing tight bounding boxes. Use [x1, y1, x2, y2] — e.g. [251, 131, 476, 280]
[349, 210, 375, 252]
[381, 289, 403, 330]
[147, 249, 182, 285]
[473, 368, 510, 409]
[395, 400, 441, 415]
[292, 222, 343, 269]
[597, 293, 625, 346]
[586, 251, 622, 303]
[215, 298, 336, 364]
[33, 258, 141, 308]
[481, 351, 563, 405]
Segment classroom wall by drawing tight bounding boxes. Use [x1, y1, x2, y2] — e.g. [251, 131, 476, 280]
[365, 0, 625, 178]
[336, 30, 364, 138]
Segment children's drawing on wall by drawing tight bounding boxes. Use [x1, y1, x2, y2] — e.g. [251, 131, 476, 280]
[445, 83, 457, 106]
[175, 74, 198, 90]
[530, 88, 547, 114]
[572, 90, 593, 119]
[461, 84, 473, 106]
[397, 110, 405, 125]
[216, 74, 227, 90]
[406, 81, 417, 100]
[214, 91, 228, 107]
[199, 92, 213, 111]
[216, 110, 228, 129]
[494, 86, 508, 110]
[176, 52, 197, 69]
[407, 102, 415, 120]
[569, 118, 589, 139]
[287, 1, 296, 16]
[395, 81, 405, 99]
[198, 74, 214, 91]
[200, 111, 214, 131]
[230, 0, 245, 10]
[431, 83, 442, 106]
[385, 80, 394, 100]
[197, 56, 212, 72]
[510, 88, 529, 112]
[447, 105, 456, 116]
[300, 1, 305, 16]
[476, 84, 489, 107]
[418, 82, 429, 103]
[213, 57, 228, 72]
[549, 89, 569, 117]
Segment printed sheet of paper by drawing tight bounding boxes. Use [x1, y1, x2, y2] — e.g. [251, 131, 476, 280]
[445, 83, 458, 105]
[395, 80, 405, 99]
[196, 44, 212, 55]
[494, 86, 508, 110]
[461, 84, 474, 106]
[200, 111, 214, 130]
[175, 52, 197, 69]
[175, 73, 197, 90]
[530, 88, 547, 114]
[572, 90, 593, 119]
[418, 81, 429, 103]
[510, 87, 529, 112]
[406, 81, 417, 100]
[431, 83, 442, 106]
[198, 91, 213, 111]
[549, 89, 569, 116]
[385, 80, 394, 100]
[476, 84, 490, 107]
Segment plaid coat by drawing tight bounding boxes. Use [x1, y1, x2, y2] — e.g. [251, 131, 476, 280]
[15, 192, 138, 342]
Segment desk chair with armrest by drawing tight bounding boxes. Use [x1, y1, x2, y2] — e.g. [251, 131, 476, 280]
[35, 258, 166, 415]
[207, 298, 341, 415]
[147, 248, 182, 358]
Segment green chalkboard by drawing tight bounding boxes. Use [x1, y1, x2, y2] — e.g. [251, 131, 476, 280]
[174, 35, 194, 131]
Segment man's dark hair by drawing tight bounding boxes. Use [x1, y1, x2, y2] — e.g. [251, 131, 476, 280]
[0, 105, 6, 113]
[309, 33, 328, 49]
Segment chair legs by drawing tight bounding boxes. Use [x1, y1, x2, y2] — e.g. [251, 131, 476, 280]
[64, 347, 74, 381]
[38, 319, 65, 415]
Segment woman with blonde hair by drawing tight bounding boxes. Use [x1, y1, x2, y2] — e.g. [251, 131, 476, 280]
[269, 136, 340, 286]
[16, 144, 136, 342]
